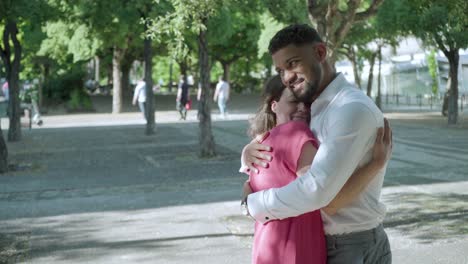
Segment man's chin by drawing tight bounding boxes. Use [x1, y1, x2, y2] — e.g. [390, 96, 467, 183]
[294, 90, 310, 101]
[292, 83, 304, 93]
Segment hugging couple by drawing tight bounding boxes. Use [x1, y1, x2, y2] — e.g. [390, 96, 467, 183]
[240, 24, 393, 264]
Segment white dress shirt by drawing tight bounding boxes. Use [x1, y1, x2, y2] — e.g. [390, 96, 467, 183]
[247, 73, 387, 235]
[133, 81, 147, 103]
[215, 81, 230, 100]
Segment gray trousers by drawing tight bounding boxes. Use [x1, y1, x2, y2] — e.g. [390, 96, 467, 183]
[326, 224, 392, 264]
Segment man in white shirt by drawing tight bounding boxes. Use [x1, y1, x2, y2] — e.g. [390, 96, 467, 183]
[213, 76, 230, 118]
[132, 80, 147, 120]
[241, 24, 391, 263]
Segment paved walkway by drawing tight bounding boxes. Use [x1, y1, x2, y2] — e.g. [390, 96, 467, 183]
[1, 94, 467, 263]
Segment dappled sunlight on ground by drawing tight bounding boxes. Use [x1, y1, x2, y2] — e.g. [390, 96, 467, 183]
[384, 192, 468, 244]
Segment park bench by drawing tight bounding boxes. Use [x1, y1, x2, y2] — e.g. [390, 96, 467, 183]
[0, 100, 32, 129]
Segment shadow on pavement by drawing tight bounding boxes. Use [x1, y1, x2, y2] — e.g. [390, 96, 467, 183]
[384, 192, 468, 244]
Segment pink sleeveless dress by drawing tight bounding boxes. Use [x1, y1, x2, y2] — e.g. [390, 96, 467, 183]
[249, 121, 326, 264]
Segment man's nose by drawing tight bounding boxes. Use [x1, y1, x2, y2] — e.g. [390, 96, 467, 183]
[282, 70, 296, 86]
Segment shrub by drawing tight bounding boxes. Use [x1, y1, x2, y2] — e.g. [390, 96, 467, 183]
[66, 88, 94, 112]
[43, 67, 86, 103]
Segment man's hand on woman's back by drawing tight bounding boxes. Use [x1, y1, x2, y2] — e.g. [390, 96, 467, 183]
[240, 133, 273, 174]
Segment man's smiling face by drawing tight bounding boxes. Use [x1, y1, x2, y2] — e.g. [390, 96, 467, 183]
[272, 43, 324, 102]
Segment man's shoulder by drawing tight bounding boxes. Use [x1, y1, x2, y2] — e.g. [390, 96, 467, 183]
[326, 87, 383, 127]
[334, 87, 382, 115]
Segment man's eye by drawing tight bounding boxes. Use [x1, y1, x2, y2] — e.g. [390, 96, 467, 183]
[289, 60, 298, 68]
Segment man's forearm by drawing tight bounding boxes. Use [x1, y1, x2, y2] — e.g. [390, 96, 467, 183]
[323, 162, 382, 215]
[247, 170, 332, 224]
[246, 105, 379, 223]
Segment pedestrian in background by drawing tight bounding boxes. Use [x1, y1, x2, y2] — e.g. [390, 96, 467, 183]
[176, 75, 189, 120]
[132, 79, 147, 121]
[214, 76, 230, 118]
[2, 81, 9, 101]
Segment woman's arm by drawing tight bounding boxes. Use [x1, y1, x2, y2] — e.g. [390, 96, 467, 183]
[213, 85, 219, 101]
[322, 124, 392, 215]
[296, 142, 318, 176]
[176, 87, 182, 101]
[132, 86, 139, 105]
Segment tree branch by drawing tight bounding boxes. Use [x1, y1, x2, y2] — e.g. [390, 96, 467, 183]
[333, 0, 361, 49]
[308, 0, 328, 34]
[0, 37, 6, 66]
[433, 33, 449, 58]
[9, 21, 21, 70]
[355, 0, 385, 22]
[1, 21, 13, 77]
[325, 0, 339, 43]
[2, 22, 10, 62]
[307, 0, 323, 18]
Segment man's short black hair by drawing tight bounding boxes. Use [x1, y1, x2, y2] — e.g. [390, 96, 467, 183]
[268, 24, 323, 55]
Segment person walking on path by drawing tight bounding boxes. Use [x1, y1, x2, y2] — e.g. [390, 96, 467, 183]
[2, 81, 9, 101]
[214, 76, 230, 118]
[241, 24, 393, 263]
[132, 79, 147, 121]
[176, 75, 190, 120]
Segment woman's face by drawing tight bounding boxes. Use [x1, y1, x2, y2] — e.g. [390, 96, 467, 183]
[271, 88, 310, 126]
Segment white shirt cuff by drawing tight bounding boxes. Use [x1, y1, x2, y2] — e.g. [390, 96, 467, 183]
[238, 165, 249, 174]
[247, 191, 275, 224]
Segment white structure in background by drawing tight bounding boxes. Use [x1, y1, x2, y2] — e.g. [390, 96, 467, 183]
[336, 37, 468, 97]
[437, 53, 468, 94]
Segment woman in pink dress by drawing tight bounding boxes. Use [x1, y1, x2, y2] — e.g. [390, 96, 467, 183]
[244, 75, 391, 264]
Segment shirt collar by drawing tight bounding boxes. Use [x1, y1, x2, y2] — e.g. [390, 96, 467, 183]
[310, 73, 348, 113]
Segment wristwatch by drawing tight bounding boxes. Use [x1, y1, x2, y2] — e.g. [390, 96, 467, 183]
[241, 198, 250, 217]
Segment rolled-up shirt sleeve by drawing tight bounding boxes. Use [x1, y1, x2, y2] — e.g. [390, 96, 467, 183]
[247, 102, 380, 224]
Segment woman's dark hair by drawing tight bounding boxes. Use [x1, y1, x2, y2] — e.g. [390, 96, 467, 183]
[268, 24, 323, 55]
[248, 75, 286, 139]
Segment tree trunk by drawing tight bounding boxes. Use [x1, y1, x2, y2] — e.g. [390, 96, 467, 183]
[266, 62, 272, 78]
[144, 30, 155, 135]
[112, 46, 123, 114]
[95, 56, 100, 83]
[376, 46, 382, 110]
[107, 61, 113, 86]
[366, 53, 377, 97]
[179, 60, 188, 78]
[121, 64, 131, 98]
[39, 63, 50, 108]
[447, 50, 459, 125]
[222, 62, 230, 82]
[307, 0, 384, 66]
[348, 48, 361, 88]
[2, 21, 22, 141]
[197, 24, 216, 157]
[169, 60, 173, 93]
[0, 123, 7, 173]
[122, 53, 136, 98]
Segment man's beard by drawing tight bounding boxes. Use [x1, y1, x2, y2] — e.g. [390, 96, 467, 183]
[292, 65, 322, 103]
[292, 79, 320, 104]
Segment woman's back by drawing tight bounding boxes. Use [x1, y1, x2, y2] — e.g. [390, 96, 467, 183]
[249, 121, 326, 264]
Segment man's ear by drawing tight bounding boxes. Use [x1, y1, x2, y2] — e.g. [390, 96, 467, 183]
[271, 101, 278, 114]
[314, 43, 327, 63]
